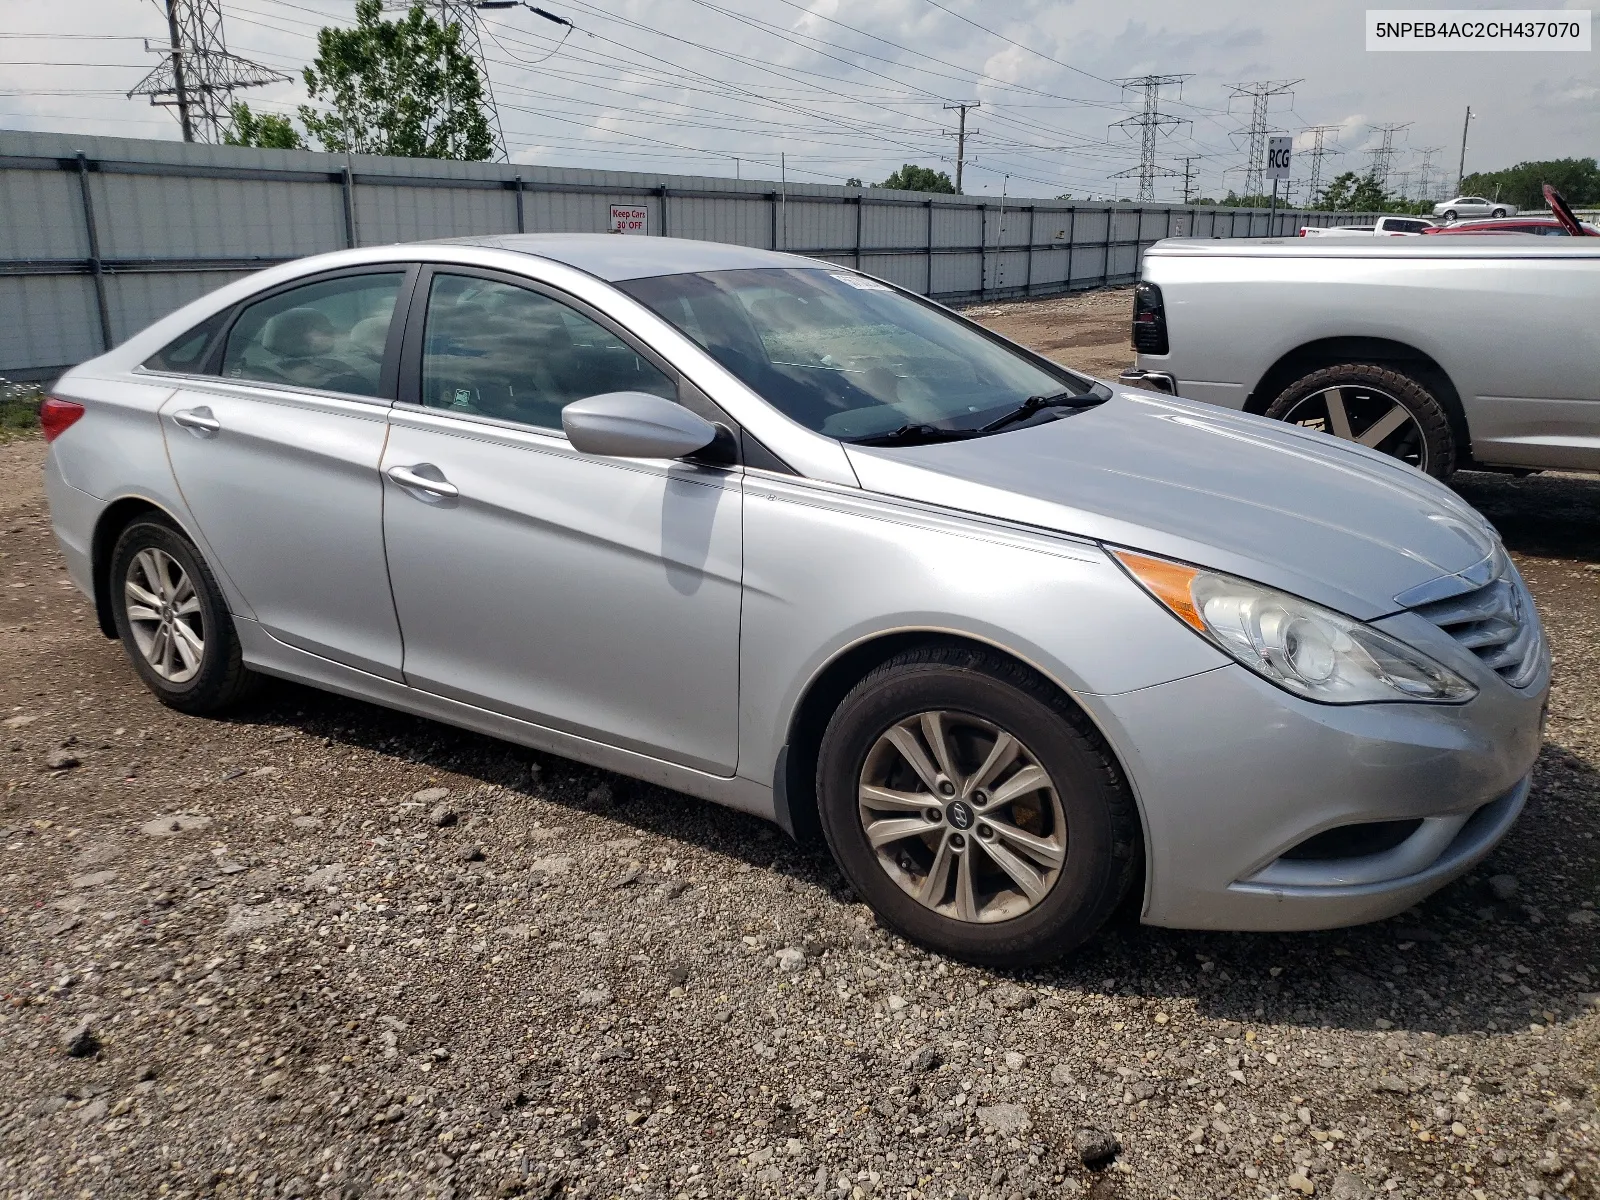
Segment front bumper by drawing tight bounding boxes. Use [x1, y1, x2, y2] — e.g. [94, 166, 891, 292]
[1085, 658, 1547, 932]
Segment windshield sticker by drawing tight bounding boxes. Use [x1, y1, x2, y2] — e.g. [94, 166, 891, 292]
[829, 272, 893, 292]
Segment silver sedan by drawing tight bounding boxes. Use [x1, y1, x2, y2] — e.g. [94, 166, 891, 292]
[41, 235, 1548, 963]
[1432, 195, 1519, 220]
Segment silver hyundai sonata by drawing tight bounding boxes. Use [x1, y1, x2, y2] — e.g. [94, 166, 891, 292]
[41, 235, 1548, 964]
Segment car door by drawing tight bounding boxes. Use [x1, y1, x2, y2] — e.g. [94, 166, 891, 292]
[157, 266, 415, 679]
[380, 266, 744, 774]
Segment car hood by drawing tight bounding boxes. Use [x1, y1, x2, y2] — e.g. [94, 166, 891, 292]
[843, 390, 1499, 620]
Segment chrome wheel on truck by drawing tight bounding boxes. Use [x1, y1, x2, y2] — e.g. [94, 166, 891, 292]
[1264, 362, 1457, 479]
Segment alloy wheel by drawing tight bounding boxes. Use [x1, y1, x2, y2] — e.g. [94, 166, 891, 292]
[857, 710, 1066, 923]
[1280, 383, 1429, 471]
[124, 547, 205, 684]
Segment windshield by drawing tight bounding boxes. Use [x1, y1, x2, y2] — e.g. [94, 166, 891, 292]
[617, 267, 1097, 441]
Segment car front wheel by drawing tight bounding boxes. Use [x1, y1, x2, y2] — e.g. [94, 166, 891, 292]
[1263, 362, 1457, 478]
[110, 516, 260, 714]
[816, 645, 1140, 965]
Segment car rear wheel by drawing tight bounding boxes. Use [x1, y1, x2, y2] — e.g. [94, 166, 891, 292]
[1442, 209, 1458, 221]
[816, 645, 1140, 965]
[1491, 208, 1506, 218]
[110, 516, 261, 714]
[1263, 362, 1457, 478]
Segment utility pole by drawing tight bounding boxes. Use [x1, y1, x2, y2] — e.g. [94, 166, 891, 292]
[1364, 122, 1412, 190]
[129, 0, 287, 142]
[1456, 105, 1474, 190]
[1299, 124, 1342, 206]
[1227, 79, 1300, 198]
[943, 102, 979, 194]
[1182, 156, 1196, 203]
[1109, 73, 1191, 202]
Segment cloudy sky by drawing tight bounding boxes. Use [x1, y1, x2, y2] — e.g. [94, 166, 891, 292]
[0, 0, 1593, 199]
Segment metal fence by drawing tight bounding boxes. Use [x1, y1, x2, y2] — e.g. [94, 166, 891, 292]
[0, 130, 1379, 381]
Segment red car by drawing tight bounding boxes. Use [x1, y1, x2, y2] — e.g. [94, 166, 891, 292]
[1424, 216, 1600, 236]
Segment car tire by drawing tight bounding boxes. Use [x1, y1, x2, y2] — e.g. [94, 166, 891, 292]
[815, 644, 1140, 965]
[109, 515, 261, 715]
[1491, 208, 1506, 218]
[1263, 362, 1457, 478]
[1442, 209, 1457, 221]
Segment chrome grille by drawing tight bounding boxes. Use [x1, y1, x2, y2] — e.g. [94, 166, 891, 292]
[1411, 566, 1542, 688]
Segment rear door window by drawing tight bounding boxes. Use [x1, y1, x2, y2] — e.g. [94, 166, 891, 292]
[221, 273, 404, 397]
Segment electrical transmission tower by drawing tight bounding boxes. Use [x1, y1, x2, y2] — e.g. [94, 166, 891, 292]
[1364, 122, 1412, 189]
[1298, 125, 1343, 205]
[1108, 74, 1191, 202]
[381, 1, 508, 159]
[1413, 145, 1444, 201]
[129, 0, 289, 143]
[1227, 79, 1300, 197]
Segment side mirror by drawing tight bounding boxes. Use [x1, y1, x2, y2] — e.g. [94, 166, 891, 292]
[561, 391, 719, 459]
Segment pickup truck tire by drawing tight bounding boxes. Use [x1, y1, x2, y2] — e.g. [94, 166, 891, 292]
[1263, 363, 1456, 478]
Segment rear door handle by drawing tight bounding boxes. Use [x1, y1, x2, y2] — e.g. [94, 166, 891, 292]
[386, 464, 459, 499]
[172, 406, 220, 434]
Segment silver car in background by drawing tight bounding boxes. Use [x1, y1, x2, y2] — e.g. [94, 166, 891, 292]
[1433, 196, 1518, 220]
[42, 236, 1547, 963]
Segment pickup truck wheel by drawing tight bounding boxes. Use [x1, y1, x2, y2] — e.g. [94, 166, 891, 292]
[1263, 363, 1456, 478]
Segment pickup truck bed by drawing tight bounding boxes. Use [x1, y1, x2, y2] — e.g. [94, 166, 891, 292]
[1130, 236, 1600, 476]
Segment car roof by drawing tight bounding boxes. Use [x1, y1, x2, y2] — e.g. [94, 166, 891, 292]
[1146, 234, 1600, 258]
[434, 232, 825, 281]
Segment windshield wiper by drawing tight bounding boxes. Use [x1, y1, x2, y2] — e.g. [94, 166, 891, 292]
[849, 422, 986, 447]
[980, 387, 1110, 433]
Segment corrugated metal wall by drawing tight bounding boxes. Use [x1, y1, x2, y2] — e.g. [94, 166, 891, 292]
[0, 130, 1380, 379]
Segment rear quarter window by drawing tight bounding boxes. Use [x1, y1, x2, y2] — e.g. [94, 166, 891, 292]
[142, 308, 230, 375]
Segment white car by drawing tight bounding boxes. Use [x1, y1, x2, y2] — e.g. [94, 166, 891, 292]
[1432, 196, 1517, 221]
[1299, 216, 1436, 237]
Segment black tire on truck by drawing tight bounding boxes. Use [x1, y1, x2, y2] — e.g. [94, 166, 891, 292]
[1262, 362, 1458, 479]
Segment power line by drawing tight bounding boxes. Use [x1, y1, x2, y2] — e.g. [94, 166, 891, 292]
[1108, 73, 1190, 202]
[128, 0, 289, 142]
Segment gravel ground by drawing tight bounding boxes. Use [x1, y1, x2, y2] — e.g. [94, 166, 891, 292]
[1, 301, 1598, 1199]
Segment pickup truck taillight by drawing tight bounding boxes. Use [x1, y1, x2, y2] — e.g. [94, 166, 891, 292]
[39, 397, 85, 443]
[1131, 281, 1169, 355]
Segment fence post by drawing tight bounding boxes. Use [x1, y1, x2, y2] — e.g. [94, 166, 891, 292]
[340, 164, 356, 248]
[1065, 208, 1077, 291]
[979, 204, 988, 299]
[658, 186, 669, 237]
[925, 199, 935, 295]
[1101, 207, 1111, 287]
[854, 194, 864, 269]
[770, 192, 779, 250]
[1024, 206, 1035, 296]
[73, 152, 113, 353]
[514, 175, 525, 234]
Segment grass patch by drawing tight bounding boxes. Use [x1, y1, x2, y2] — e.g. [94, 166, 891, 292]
[0, 380, 43, 442]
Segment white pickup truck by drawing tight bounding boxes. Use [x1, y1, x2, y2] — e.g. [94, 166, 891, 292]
[1300, 216, 1435, 236]
[1123, 236, 1600, 478]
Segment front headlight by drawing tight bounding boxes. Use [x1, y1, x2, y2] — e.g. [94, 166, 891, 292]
[1113, 549, 1476, 705]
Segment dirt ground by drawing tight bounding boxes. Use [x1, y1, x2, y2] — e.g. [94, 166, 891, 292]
[967, 289, 1138, 382]
[1, 293, 1597, 1200]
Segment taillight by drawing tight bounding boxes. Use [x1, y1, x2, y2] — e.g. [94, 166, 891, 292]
[1131, 281, 1169, 355]
[39, 397, 85, 443]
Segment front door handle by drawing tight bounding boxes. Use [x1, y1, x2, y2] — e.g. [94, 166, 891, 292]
[386, 464, 459, 499]
[172, 406, 221, 434]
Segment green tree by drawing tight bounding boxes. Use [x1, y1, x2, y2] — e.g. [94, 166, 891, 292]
[1459, 157, 1600, 208]
[1316, 171, 1393, 212]
[873, 164, 957, 194]
[223, 102, 305, 150]
[299, 0, 494, 161]
[844, 177, 863, 187]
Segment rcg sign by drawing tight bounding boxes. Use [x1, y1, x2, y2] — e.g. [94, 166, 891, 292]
[1267, 136, 1293, 180]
